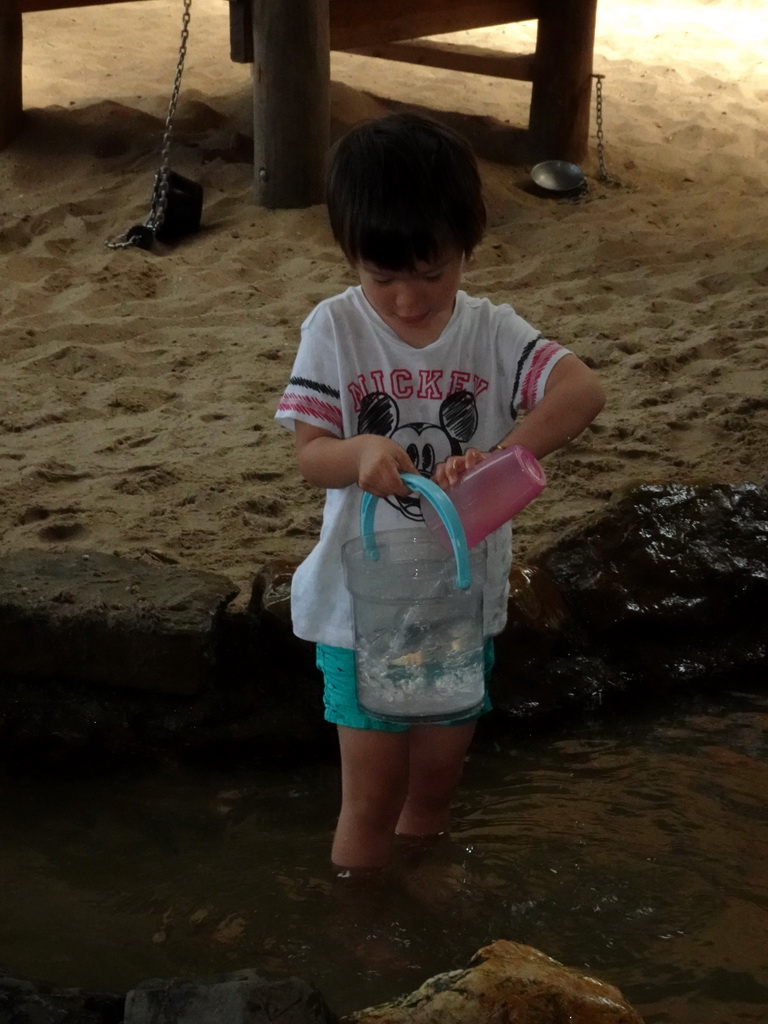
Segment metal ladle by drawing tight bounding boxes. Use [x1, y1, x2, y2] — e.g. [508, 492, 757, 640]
[530, 160, 586, 196]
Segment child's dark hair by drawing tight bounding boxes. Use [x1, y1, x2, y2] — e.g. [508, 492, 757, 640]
[326, 112, 486, 271]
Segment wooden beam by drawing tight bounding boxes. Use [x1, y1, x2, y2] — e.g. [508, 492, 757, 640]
[250, 0, 330, 208]
[330, 0, 538, 50]
[0, 3, 23, 150]
[20, 0, 150, 11]
[346, 39, 535, 82]
[528, 0, 598, 163]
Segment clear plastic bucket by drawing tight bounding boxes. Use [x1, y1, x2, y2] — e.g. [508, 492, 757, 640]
[342, 475, 486, 724]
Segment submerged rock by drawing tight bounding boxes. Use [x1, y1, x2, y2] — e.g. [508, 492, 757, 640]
[0, 969, 123, 1023]
[124, 970, 337, 1024]
[342, 939, 643, 1024]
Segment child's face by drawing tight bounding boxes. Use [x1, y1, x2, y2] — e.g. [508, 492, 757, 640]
[356, 250, 464, 348]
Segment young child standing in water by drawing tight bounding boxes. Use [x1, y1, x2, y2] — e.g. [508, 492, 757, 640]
[276, 112, 605, 873]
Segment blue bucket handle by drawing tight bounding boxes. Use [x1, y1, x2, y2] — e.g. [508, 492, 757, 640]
[359, 473, 471, 589]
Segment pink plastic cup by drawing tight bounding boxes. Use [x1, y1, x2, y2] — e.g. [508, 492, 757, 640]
[422, 444, 546, 550]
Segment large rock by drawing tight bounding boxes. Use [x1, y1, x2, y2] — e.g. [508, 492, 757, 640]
[0, 552, 328, 768]
[342, 939, 643, 1024]
[538, 482, 767, 628]
[490, 482, 768, 718]
[0, 550, 238, 695]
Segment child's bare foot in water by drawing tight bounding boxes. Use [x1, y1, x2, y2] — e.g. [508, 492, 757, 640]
[325, 867, 418, 974]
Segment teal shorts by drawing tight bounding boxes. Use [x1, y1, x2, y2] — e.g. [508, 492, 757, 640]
[316, 640, 494, 732]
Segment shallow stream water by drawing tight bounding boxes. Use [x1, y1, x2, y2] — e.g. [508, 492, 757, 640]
[2, 680, 768, 1022]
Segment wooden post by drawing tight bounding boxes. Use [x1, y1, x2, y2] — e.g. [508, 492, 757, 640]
[228, 0, 253, 63]
[0, 2, 24, 150]
[250, 0, 330, 208]
[528, 0, 598, 164]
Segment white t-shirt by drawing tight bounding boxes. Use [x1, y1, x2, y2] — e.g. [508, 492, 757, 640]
[276, 286, 570, 648]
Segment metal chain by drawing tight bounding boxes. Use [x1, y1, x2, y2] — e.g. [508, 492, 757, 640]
[592, 72, 624, 188]
[147, 0, 192, 233]
[105, 0, 193, 250]
[552, 71, 631, 204]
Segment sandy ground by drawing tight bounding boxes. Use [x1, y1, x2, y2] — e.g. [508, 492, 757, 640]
[1, 0, 767, 607]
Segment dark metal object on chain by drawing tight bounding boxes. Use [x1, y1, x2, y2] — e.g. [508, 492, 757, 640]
[531, 159, 586, 195]
[106, 0, 202, 250]
[529, 72, 627, 199]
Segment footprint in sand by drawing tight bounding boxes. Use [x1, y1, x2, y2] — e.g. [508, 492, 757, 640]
[18, 504, 79, 525]
[28, 460, 92, 483]
[38, 521, 89, 542]
[113, 465, 180, 494]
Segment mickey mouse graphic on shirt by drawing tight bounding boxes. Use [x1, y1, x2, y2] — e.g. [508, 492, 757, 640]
[357, 389, 479, 521]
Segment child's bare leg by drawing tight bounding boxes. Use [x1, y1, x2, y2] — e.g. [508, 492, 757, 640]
[395, 721, 476, 837]
[332, 725, 410, 871]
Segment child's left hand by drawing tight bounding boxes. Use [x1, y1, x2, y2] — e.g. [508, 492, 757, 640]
[432, 447, 485, 489]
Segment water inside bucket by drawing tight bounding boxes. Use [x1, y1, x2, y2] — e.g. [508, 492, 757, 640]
[356, 618, 485, 722]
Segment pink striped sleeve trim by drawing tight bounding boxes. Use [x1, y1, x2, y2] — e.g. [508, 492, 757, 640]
[277, 393, 343, 433]
[520, 341, 565, 410]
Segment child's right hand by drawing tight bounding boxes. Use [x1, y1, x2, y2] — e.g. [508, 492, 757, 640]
[356, 434, 419, 499]
[432, 447, 486, 489]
